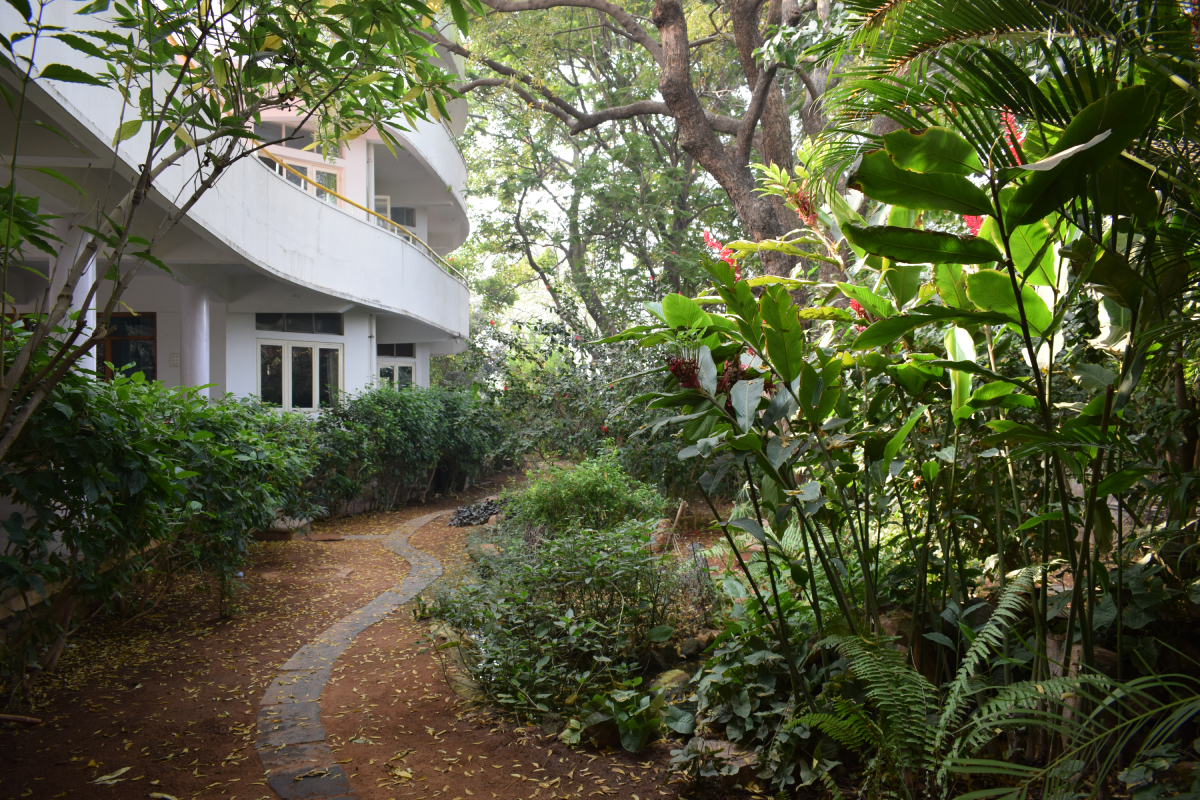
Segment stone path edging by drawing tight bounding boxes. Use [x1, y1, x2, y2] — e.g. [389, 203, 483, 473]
[255, 511, 444, 800]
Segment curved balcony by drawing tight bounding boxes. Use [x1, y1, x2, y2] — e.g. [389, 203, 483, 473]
[184, 153, 470, 339]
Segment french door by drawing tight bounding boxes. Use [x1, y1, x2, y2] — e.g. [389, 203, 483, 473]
[258, 340, 343, 411]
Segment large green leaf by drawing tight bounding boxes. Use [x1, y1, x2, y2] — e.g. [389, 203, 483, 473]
[965, 269, 1053, 334]
[662, 293, 709, 328]
[765, 327, 805, 385]
[1007, 219, 1056, 287]
[944, 326, 976, 417]
[883, 126, 985, 175]
[934, 263, 971, 308]
[1007, 85, 1160, 227]
[1089, 249, 1144, 309]
[849, 150, 992, 215]
[731, 379, 765, 433]
[842, 224, 1003, 265]
[836, 282, 896, 319]
[850, 306, 1011, 350]
[882, 404, 927, 465]
[883, 263, 924, 308]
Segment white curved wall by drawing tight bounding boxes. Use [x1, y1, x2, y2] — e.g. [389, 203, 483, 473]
[395, 116, 468, 211]
[195, 158, 468, 336]
[4, 4, 469, 339]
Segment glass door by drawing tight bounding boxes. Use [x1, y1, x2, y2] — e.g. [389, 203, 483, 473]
[258, 340, 343, 411]
[377, 358, 413, 389]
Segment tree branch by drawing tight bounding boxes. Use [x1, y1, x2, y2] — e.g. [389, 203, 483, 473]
[738, 62, 779, 162]
[476, 0, 665, 67]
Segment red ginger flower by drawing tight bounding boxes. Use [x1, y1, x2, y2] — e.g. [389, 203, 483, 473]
[668, 356, 701, 389]
[791, 183, 819, 227]
[703, 230, 743, 281]
[1001, 110, 1025, 164]
[849, 299, 869, 320]
[963, 215, 985, 236]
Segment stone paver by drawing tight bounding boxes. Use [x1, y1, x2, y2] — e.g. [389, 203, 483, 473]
[255, 511, 444, 800]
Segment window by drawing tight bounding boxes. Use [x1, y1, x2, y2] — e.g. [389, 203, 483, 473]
[377, 343, 415, 358]
[284, 126, 314, 151]
[260, 156, 309, 188]
[258, 340, 342, 411]
[378, 363, 413, 389]
[256, 313, 343, 335]
[391, 207, 416, 227]
[97, 313, 156, 381]
[254, 122, 284, 144]
[314, 170, 338, 205]
[374, 195, 391, 228]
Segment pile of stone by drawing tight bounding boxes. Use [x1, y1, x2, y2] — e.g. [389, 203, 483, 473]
[447, 498, 504, 527]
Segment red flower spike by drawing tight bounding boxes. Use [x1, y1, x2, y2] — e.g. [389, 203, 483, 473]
[849, 299, 868, 320]
[791, 183, 819, 227]
[703, 230, 739, 275]
[962, 215, 985, 236]
[1001, 110, 1025, 164]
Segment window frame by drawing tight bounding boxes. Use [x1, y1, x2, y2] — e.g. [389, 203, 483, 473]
[98, 311, 157, 381]
[257, 339, 344, 412]
[377, 356, 416, 389]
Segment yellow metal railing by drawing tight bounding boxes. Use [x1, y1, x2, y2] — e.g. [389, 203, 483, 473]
[259, 149, 466, 284]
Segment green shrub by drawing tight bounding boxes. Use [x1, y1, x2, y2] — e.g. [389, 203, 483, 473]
[505, 450, 665, 533]
[0, 373, 320, 692]
[432, 521, 707, 750]
[313, 384, 506, 514]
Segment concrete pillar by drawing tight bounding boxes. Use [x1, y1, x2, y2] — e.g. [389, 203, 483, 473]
[368, 313, 377, 389]
[180, 285, 210, 397]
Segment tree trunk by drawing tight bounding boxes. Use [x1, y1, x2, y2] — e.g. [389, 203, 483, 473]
[652, 0, 795, 276]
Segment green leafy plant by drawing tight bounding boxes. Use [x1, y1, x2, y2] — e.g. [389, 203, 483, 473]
[504, 449, 666, 534]
[431, 518, 708, 743]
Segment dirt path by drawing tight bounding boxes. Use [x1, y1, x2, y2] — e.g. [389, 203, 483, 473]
[0, 480, 696, 800]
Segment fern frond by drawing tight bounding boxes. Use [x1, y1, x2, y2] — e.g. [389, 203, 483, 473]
[818, 635, 938, 770]
[937, 568, 1036, 747]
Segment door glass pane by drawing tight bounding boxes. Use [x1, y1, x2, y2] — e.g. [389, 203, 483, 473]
[319, 348, 339, 407]
[110, 315, 155, 338]
[378, 365, 394, 386]
[397, 365, 413, 388]
[111, 339, 156, 381]
[260, 344, 283, 406]
[315, 171, 338, 204]
[284, 163, 306, 188]
[291, 346, 313, 408]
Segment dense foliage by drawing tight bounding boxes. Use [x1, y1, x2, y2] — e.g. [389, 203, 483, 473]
[504, 450, 665, 533]
[312, 385, 507, 515]
[585, 2, 1200, 796]
[433, 460, 709, 752]
[436, 320, 734, 497]
[0, 368, 318, 694]
[0, 368, 503, 700]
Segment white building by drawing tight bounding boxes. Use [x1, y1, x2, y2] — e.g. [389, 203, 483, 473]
[1, 5, 470, 408]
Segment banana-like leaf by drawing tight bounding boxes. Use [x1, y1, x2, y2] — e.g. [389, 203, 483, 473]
[884, 126, 985, 175]
[843, 224, 1003, 265]
[1007, 85, 1160, 226]
[850, 150, 992, 215]
[966, 269, 1053, 334]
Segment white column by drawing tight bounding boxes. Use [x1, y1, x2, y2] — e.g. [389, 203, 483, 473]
[180, 285, 210, 397]
[368, 313, 377, 389]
